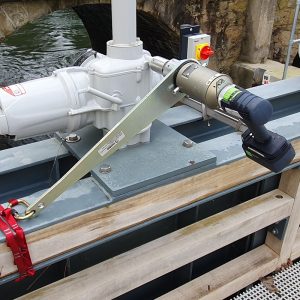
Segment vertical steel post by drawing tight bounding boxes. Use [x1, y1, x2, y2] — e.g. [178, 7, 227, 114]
[111, 0, 137, 45]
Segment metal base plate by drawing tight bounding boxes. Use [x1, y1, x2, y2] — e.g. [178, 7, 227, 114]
[58, 121, 216, 199]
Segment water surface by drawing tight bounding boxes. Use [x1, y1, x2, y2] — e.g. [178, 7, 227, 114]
[0, 9, 91, 86]
[0, 9, 91, 148]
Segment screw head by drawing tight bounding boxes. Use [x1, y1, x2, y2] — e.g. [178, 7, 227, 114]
[65, 133, 81, 143]
[100, 164, 112, 174]
[183, 139, 193, 148]
[38, 203, 45, 209]
[272, 228, 279, 235]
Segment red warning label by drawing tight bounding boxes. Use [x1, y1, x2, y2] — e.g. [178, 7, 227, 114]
[2, 84, 26, 96]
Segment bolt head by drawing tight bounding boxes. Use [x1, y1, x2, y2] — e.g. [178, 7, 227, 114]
[100, 164, 112, 174]
[183, 139, 193, 148]
[272, 228, 279, 235]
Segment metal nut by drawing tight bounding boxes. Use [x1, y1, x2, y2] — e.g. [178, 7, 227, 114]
[65, 133, 81, 143]
[100, 164, 112, 174]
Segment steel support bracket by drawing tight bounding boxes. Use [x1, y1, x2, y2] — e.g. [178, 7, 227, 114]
[268, 217, 289, 240]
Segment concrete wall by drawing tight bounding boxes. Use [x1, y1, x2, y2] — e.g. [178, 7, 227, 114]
[270, 0, 299, 64]
[240, 0, 277, 63]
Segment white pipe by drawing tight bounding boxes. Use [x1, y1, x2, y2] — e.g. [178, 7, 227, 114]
[111, 0, 137, 45]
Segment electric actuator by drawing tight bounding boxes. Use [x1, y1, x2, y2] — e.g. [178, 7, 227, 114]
[175, 62, 295, 173]
[0, 0, 161, 145]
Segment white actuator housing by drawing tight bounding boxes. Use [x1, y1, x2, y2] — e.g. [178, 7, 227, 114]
[0, 52, 159, 144]
[0, 0, 161, 145]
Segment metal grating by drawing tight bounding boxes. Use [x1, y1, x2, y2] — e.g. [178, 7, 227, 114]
[233, 261, 300, 300]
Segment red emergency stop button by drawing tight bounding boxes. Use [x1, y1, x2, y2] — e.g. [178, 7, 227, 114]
[200, 45, 214, 60]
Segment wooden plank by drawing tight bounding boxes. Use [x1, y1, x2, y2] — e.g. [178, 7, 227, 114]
[291, 229, 300, 260]
[18, 190, 293, 300]
[266, 168, 300, 264]
[158, 245, 278, 300]
[1, 139, 300, 279]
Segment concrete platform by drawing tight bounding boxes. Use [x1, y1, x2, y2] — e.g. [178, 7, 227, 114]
[231, 59, 300, 88]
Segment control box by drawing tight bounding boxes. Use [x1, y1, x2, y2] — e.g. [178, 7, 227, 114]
[187, 34, 213, 65]
[179, 25, 213, 65]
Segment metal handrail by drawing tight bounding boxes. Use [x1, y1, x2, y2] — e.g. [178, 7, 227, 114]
[283, 0, 300, 79]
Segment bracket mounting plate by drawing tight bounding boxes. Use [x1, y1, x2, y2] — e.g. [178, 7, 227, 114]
[58, 121, 216, 200]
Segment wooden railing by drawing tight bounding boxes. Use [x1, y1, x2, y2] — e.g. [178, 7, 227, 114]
[0, 140, 298, 299]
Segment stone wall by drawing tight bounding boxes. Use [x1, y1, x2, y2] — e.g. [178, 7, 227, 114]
[138, 0, 249, 72]
[0, 1, 54, 40]
[0, 0, 250, 73]
[0, 0, 107, 40]
[2, 0, 282, 73]
[270, 0, 299, 63]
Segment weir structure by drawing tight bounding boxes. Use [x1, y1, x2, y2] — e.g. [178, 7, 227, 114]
[0, 0, 300, 299]
[0, 0, 283, 74]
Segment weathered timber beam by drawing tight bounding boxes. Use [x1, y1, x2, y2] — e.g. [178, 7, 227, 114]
[158, 245, 278, 300]
[291, 229, 300, 261]
[0, 139, 299, 280]
[18, 189, 293, 299]
[266, 168, 300, 264]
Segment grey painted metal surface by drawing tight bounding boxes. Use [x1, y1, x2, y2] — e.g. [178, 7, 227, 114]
[249, 76, 300, 100]
[199, 112, 300, 165]
[0, 138, 70, 202]
[0, 178, 109, 243]
[158, 105, 202, 127]
[60, 121, 216, 197]
[0, 138, 68, 174]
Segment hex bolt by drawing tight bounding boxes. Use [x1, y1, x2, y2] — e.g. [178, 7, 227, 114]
[100, 164, 112, 174]
[183, 139, 193, 148]
[65, 133, 81, 143]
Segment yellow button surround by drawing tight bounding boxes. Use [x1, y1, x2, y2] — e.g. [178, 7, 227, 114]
[195, 43, 209, 60]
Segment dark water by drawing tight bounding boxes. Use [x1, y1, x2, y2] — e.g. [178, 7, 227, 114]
[0, 9, 91, 148]
[0, 9, 91, 86]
